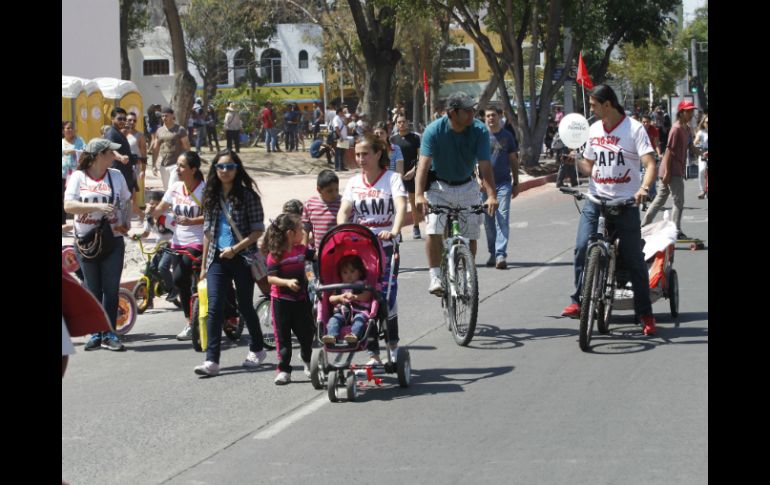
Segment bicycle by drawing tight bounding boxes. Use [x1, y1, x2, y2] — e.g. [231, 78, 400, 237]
[130, 235, 181, 314]
[62, 244, 138, 335]
[427, 203, 485, 346]
[560, 187, 635, 351]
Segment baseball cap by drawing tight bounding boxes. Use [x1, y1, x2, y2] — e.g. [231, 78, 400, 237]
[677, 100, 696, 111]
[446, 91, 477, 110]
[161, 106, 174, 114]
[84, 138, 121, 154]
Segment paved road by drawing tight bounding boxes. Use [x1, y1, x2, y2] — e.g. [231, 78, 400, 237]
[62, 179, 708, 485]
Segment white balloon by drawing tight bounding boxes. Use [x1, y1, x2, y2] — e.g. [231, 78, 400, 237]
[558, 113, 590, 149]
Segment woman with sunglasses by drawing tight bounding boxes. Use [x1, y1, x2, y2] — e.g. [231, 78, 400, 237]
[64, 138, 133, 352]
[194, 151, 269, 376]
[151, 106, 191, 191]
[123, 112, 148, 210]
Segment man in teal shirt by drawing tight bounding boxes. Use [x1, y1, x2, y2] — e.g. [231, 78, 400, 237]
[415, 92, 498, 295]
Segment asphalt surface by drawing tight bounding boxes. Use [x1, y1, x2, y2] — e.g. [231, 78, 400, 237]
[62, 178, 708, 485]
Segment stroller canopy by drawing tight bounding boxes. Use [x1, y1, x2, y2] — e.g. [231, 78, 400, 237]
[317, 224, 385, 288]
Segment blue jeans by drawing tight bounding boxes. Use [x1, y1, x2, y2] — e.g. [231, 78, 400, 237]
[482, 183, 512, 259]
[265, 128, 277, 152]
[205, 252, 265, 364]
[286, 126, 298, 151]
[195, 125, 207, 151]
[326, 311, 367, 339]
[75, 236, 125, 339]
[367, 244, 399, 355]
[158, 251, 175, 294]
[571, 202, 652, 316]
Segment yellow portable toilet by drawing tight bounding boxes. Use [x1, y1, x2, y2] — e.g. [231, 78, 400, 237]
[61, 76, 88, 137]
[93, 78, 145, 133]
[82, 78, 104, 142]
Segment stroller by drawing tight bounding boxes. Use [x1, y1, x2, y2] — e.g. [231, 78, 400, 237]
[611, 211, 680, 321]
[308, 223, 412, 402]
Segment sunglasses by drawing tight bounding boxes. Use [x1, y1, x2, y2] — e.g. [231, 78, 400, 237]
[215, 162, 238, 171]
[116, 117, 127, 121]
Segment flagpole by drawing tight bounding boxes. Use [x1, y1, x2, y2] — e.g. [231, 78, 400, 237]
[582, 84, 587, 117]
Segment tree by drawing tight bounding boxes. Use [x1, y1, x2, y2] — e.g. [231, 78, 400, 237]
[162, 0, 196, 127]
[679, 5, 708, 109]
[119, 0, 151, 80]
[610, 36, 687, 106]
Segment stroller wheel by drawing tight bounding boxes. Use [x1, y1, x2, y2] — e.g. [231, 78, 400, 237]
[345, 370, 357, 401]
[396, 348, 411, 388]
[310, 348, 326, 390]
[327, 370, 340, 403]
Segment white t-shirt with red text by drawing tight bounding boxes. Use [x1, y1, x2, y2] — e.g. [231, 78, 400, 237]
[162, 180, 205, 248]
[65, 168, 132, 237]
[342, 170, 406, 241]
[583, 116, 654, 199]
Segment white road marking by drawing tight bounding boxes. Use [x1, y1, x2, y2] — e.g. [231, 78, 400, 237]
[520, 255, 562, 284]
[510, 222, 529, 229]
[253, 397, 327, 440]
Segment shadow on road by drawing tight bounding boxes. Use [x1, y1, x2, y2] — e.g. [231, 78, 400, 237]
[466, 324, 578, 350]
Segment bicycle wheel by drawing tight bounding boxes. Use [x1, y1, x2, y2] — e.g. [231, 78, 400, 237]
[191, 296, 202, 352]
[133, 278, 152, 314]
[254, 296, 275, 350]
[579, 247, 603, 352]
[668, 269, 679, 318]
[449, 244, 479, 346]
[113, 288, 138, 335]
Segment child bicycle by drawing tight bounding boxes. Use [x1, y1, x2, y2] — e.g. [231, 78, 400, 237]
[427, 203, 486, 346]
[130, 235, 181, 314]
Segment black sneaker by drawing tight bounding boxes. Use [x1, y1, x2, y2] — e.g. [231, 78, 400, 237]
[84, 335, 102, 351]
[485, 255, 496, 267]
[677, 231, 689, 240]
[101, 337, 126, 351]
[165, 288, 179, 302]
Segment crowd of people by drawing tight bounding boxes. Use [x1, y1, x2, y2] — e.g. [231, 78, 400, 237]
[63, 86, 706, 382]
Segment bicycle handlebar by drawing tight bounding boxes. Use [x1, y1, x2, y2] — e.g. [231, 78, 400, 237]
[559, 187, 635, 207]
[427, 203, 486, 215]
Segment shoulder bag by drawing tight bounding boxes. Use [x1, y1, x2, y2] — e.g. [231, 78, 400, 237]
[75, 171, 117, 262]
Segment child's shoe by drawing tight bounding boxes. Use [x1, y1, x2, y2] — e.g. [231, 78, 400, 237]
[343, 333, 358, 344]
[321, 335, 336, 345]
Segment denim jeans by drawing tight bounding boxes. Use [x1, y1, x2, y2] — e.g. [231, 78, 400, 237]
[367, 244, 399, 355]
[158, 251, 175, 295]
[205, 252, 265, 364]
[75, 236, 125, 339]
[264, 128, 277, 152]
[482, 183, 512, 259]
[195, 125, 207, 151]
[571, 202, 652, 317]
[326, 311, 367, 339]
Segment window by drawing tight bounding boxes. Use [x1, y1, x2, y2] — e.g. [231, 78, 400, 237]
[143, 59, 170, 76]
[233, 48, 255, 86]
[216, 51, 229, 85]
[260, 49, 282, 84]
[299, 50, 309, 69]
[443, 45, 474, 72]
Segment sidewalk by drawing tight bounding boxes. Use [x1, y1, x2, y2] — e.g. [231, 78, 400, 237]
[62, 145, 559, 286]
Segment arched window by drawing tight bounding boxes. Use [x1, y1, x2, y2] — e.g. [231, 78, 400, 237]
[233, 48, 255, 86]
[216, 51, 229, 85]
[260, 49, 282, 83]
[299, 50, 309, 69]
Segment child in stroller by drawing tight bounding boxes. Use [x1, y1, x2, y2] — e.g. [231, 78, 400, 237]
[321, 255, 373, 345]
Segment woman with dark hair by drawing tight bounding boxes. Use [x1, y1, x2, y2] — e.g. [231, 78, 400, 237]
[62, 121, 85, 224]
[64, 138, 133, 351]
[373, 121, 404, 175]
[193, 150, 269, 376]
[337, 133, 406, 365]
[149, 150, 206, 339]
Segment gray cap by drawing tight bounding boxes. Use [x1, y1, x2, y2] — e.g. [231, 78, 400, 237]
[446, 91, 477, 110]
[84, 138, 121, 154]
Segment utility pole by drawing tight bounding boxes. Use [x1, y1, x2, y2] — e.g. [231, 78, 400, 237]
[691, 37, 699, 110]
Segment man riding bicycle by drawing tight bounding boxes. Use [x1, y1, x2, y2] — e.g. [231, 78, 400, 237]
[561, 84, 658, 336]
[415, 92, 498, 296]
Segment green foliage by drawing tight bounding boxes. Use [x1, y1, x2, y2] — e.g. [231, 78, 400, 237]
[611, 39, 686, 99]
[210, 86, 279, 135]
[679, 5, 708, 97]
[123, 0, 151, 49]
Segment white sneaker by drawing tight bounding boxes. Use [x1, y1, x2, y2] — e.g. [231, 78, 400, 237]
[243, 349, 267, 368]
[274, 371, 291, 385]
[194, 361, 220, 377]
[176, 325, 193, 341]
[303, 361, 311, 378]
[428, 276, 443, 296]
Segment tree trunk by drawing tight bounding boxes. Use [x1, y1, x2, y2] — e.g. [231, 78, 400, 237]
[120, 0, 131, 80]
[162, 0, 196, 127]
[361, 61, 398, 124]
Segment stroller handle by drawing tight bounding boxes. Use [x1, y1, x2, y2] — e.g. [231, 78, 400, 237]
[315, 283, 377, 294]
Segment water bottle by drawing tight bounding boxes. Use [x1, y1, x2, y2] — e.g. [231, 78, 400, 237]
[451, 220, 460, 236]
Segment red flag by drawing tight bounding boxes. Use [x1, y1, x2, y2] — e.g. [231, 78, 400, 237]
[576, 52, 594, 90]
[423, 68, 429, 97]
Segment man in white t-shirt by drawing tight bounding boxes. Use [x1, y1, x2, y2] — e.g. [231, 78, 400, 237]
[331, 108, 349, 171]
[561, 84, 659, 336]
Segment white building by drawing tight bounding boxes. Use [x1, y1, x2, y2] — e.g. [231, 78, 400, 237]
[62, 0, 120, 79]
[130, 23, 324, 108]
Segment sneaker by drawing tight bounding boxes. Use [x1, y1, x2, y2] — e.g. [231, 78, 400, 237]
[641, 315, 656, 336]
[176, 325, 193, 341]
[165, 288, 179, 302]
[84, 334, 102, 351]
[495, 256, 507, 269]
[561, 303, 580, 318]
[485, 255, 496, 267]
[365, 357, 382, 367]
[697, 192, 706, 199]
[428, 276, 443, 296]
[274, 371, 291, 385]
[676, 231, 689, 240]
[101, 336, 125, 351]
[303, 361, 312, 378]
[413, 226, 421, 239]
[321, 335, 336, 345]
[194, 361, 220, 376]
[243, 349, 267, 368]
[343, 333, 359, 344]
